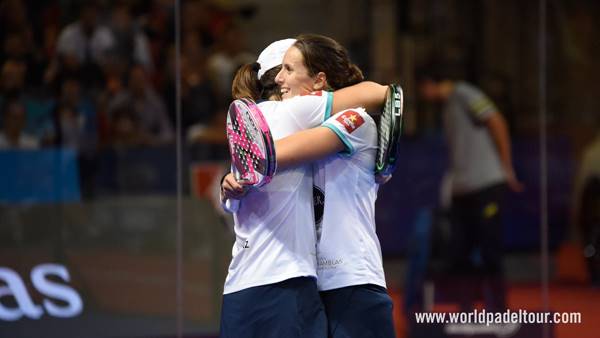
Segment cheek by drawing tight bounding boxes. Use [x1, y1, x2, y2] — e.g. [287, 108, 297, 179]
[290, 74, 314, 93]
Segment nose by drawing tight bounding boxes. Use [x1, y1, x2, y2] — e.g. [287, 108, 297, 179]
[275, 67, 284, 85]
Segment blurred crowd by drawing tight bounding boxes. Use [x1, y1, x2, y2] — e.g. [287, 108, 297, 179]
[0, 0, 255, 152]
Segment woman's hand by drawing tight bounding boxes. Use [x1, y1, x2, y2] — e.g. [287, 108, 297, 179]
[221, 173, 249, 200]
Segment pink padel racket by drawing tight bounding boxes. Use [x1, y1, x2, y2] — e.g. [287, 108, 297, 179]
[226, 98, 276, 188]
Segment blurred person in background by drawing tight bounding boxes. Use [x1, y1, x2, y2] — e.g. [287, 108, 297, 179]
[139, 0, 173, 87]
[183, 0, 229, 51]
[107, 64, 173, 145]
[107, 2, 153, 73]
[572, 120, 600, 287]
[48, 77, 97, 151]
[206, 23, 254, 112]
[0, 59, 27, 99]
[48, 79, 99, 198]
[0, 0, 50, 89]
[50, 103, 84, 149]
[0, 97, 39, 149]
[47, 2, 111, 90]
[0, 0, 34, 61]
[1, 30, 45, 88]
[109, 104, 149, 148]
[417, 66, 523, 311]
[37, 0, 61, 62]
[0, 0, 33, 47]
[165, 31, 218, 142]
[0, 59, 53, 139]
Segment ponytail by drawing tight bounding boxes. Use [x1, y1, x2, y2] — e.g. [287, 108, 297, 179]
[232, 62, 261, 100]
[345, 63, 364, 87]
[232, 62, 283, 101]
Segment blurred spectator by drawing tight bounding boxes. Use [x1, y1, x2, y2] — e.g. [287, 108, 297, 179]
[2, 31, 30, 62]
[1, 59, 54, 139]
[573, 126, 600, 286]
[51, 103, 85, 149]
[109, 104, 149, 147]
[0, 59, 27, 98]
[165, 31, 218, 140]
[418, 66, 523, 311]
[46, 2, 111, 89]
[107, 2, 153, 73]
[37, 0, 61, 60]
[139, 0, 173, 87]
[1, 30, 45, 87]
[206, 23, 254, 110]
[0, 0, 47, 88]
[55, 2, 113, 67]
[0, 0, 33, 43]
[48, 78, 97, 151]
[182, 0, 216, 50]
[107, 64, 173, 145]
[0, 97, 39, 149]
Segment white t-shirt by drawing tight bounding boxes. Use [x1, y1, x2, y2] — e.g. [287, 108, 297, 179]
[223, 91, 333, 294]
[314, 108, 387, 291]
[56, 23, 114, 65]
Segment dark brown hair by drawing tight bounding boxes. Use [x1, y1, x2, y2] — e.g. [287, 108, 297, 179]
[293, 34, 364, 90]
[231, 62, 282, 101]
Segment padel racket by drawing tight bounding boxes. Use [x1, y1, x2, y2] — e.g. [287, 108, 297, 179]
[226, 98, 276, 188]
[375, 84, 404, 179]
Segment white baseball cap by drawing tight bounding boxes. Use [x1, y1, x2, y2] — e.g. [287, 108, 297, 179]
[256, 38, 296, 80]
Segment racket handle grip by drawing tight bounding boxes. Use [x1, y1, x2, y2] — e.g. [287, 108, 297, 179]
[224, 198, 240, 213]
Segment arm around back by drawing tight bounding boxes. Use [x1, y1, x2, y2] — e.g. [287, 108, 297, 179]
[331, 81, 388, 114]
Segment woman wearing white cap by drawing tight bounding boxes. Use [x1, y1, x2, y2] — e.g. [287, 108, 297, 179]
[218, 38, 388, 338]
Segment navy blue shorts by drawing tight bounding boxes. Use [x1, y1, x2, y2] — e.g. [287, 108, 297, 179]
[320, 284, 396, 338]
[219, 277, 327, 338]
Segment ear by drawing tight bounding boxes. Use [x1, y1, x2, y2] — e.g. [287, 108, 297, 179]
[312, 72, 327, 91]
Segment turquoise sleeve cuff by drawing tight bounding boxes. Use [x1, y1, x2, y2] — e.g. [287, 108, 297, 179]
[322, 122, 354, 156]
[324, 91, 333, 121]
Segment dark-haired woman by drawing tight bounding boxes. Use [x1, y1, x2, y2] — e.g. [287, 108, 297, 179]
[219, 38, 388, 338]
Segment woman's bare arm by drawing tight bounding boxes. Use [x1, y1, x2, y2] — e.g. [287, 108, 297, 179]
[331, 81, 388, 114]
[274, 81, 387, 169]
[275, 127, 343, 169]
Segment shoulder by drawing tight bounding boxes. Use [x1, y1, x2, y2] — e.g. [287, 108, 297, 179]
[60, 23, 80, 35]
[255, 101, 280, 119]
[257, 100, 279, 111]
[21, 135, 39, 149]
[454, 82, 481, 96]
[454, 82, 498, 119]
[57, 24, 82, 42]
[300, 90, 326, 97]
[92, 26, 114, 41]
[582, 136, 600, 162]
[287, 90, 329, 103]
[279, 91, 329, 110]
[326, 107, 376, 136]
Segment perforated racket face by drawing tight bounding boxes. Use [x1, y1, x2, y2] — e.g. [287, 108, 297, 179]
[375, 84, 404, 176]
[226, 100, 274, 187]
[241, 99, 277, 177]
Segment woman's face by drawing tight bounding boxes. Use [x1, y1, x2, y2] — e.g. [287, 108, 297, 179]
[275, 46, 321, 99]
